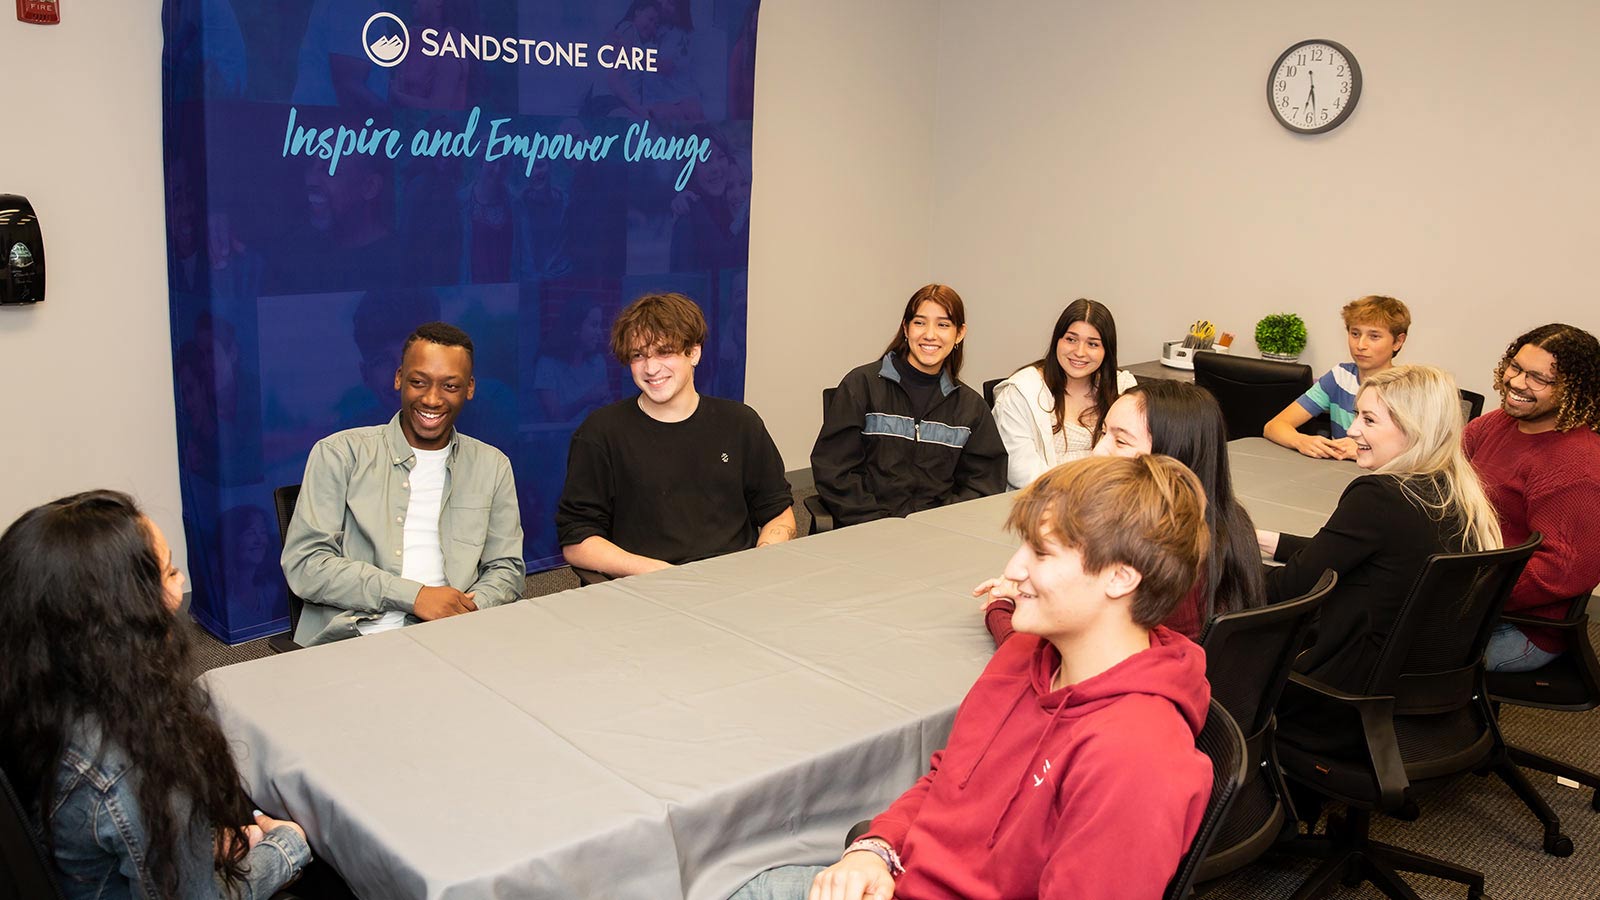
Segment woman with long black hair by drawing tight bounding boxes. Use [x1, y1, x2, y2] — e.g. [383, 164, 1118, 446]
[980, 380, 1264, 641]
[991, 298, 1136, 489]
[0, 490, 312, 898]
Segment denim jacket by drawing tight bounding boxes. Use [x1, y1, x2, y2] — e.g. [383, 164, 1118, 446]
[43, 722, 311, 899]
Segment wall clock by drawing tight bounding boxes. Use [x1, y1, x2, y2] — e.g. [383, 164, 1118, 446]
[1268, 39, 1361, 134]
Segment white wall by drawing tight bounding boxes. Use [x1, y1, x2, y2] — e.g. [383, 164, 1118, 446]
[744, 0, 940, 464]
[930, 0, 1600, 401]
[13, 0, 1599, 577]
[0, 6, 186, 570]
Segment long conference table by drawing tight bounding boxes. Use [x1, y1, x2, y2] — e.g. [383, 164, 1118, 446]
[203, 438, 1360, 899]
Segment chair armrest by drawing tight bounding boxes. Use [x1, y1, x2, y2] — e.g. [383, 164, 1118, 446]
[572, 565, 612, 586]
[1284, 673, 1408, 811]
[1499, 611, 1586, 633]
[803, 493, 835, 535]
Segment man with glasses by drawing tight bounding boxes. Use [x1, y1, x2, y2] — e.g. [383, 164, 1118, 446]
[1465, 323, 1600, 671]
[557, 293, 796, 577]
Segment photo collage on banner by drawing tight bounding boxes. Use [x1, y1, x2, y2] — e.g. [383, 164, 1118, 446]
[162, 0, 762, 642]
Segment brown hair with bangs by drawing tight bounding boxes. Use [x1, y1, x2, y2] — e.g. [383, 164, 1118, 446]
[1004, 455, 1209, 627]
[610, 292, 709, 364]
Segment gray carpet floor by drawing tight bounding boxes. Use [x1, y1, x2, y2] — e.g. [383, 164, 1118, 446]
[190, 559, 1600, 900]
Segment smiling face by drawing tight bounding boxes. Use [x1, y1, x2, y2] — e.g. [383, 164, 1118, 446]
[1498, 343, 1564, 432]
[1056, 320, 1106, 384]
[902, 299, 966, 375]
[1347, 320, 1405, 376]
[1002, 530, 1128, 645]
[1094, 394, 1153, 458]
[144, 517, 186, 613]
[395, 340, 475, 450]
[1346, 388, 1409, 470]
[630, 341, 701, 415]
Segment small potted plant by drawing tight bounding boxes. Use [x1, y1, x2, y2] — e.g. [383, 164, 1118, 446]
[1254, 313, 1308, 362]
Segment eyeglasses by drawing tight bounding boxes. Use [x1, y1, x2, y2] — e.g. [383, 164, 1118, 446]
[1505, 359, 1559, 391]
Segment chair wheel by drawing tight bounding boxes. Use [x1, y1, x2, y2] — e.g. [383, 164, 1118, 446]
[1590, 789, 1600, 812]
[1393, 799, 1420, 821]
[1543, 833, 1574, 857]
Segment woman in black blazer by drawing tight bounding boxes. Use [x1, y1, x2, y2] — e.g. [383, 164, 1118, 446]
[1257, 365, 1503, 694]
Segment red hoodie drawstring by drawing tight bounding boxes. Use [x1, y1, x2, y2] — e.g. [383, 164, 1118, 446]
[985, 689, 1072, 849]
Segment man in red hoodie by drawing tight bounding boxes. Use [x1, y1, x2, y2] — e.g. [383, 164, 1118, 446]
[731, 454, 1215, 900]
[1464, 323, 1600, 672]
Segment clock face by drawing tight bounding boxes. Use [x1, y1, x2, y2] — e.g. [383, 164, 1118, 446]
[1268, 39, 1361, 134]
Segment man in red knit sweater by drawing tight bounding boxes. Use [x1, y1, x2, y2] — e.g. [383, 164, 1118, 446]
[729, 455, 1214, 900]
[1464, 323, 1600, 672]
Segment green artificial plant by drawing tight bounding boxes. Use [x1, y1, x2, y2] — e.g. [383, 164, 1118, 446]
[1254, 313, 1308, 357]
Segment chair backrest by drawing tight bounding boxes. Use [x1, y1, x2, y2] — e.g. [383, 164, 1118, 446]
[982, 377, 1002, 408]
[1458, 388, 1485, 423]
[273, 484, 305, 634]
[1191, 354, 1313, 441]
[0, 766, 66, 900]
[1367, 535, 1542, 708]
[1201, 570, 1336, 742]
[1163, 699, 1248, 900]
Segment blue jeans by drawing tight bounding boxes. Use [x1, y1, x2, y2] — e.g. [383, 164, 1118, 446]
[1485, 622, 1561, 673]
[727, 865, 829, 900]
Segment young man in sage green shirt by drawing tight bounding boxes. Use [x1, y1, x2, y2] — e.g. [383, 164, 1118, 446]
[282, 322, 524, 645]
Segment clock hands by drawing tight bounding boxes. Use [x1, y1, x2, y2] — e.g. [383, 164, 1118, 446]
[1306, 70, 1318, 119]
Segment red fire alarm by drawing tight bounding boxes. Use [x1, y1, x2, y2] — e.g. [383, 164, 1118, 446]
[17, 0, 59, 25]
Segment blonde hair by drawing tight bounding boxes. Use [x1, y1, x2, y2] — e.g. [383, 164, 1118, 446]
[1358, 365, 1502, 552]
[1341, 295, 1411, 340]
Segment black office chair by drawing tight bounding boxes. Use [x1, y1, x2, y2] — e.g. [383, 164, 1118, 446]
[1193, 570, 1335, 883]
[1459, 388, 1486, 423]
[804, 387, 841, 535]
[269, 484, 306, 654]
[1192, 354, 1313, 441]
[1165, 699, 1249, 900]
[1273, 535, 1547, 900]
[982, 377, 1003, 409]
[843, 699, 1245, 900]
[0, 766, 65, 900]
[571, 565, 612, 586]
[1488, 595, 1600, 814]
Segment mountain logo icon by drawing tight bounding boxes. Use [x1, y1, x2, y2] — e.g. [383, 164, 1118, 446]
[361, 12, 409, 68]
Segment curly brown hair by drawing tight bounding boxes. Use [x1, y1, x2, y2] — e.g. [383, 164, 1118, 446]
[1493, 323, 1600, 432]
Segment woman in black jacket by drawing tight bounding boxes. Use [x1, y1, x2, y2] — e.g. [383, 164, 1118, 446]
[1258, 364, 1504, 693]
[810, 284, 1007, 526]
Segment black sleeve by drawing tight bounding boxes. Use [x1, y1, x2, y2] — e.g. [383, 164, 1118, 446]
[941, 398, 1009, 505]
[809, 370, 891, 524]
[555, 423, 614, 547]
[1264, 477, 1388, 604]
[743, 406, 794, 527]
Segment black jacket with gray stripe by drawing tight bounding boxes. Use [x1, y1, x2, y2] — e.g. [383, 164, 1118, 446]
[810, 353, 1008, 527]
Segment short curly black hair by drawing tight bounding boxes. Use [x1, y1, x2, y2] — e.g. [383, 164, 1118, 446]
[1493, 323, 1600, 432]
[401, 321, 475, 368]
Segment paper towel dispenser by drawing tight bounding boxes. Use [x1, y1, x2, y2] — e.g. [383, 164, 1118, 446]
[0, 195, 45, 305]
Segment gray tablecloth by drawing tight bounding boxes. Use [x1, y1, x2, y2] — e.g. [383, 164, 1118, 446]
[205, 439, 1356, 899]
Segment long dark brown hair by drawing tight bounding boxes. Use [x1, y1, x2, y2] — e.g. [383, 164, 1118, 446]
[883, 283, 968, 380]
[1127, 381, 1265, 621]
[1029, 299, 1120, 442]
[0, 491, 252, 895]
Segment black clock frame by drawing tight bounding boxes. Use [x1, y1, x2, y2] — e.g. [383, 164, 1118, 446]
[1267, 38, 1362, 135]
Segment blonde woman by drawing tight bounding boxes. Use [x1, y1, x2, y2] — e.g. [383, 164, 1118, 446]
[1257, 365, 1502, 694]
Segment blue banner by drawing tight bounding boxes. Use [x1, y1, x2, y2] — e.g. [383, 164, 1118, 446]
[162, 0, 761, 642]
